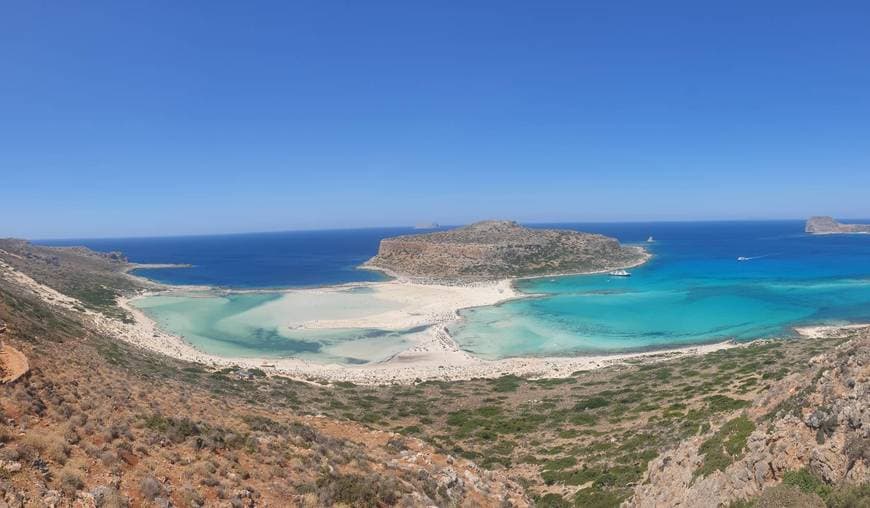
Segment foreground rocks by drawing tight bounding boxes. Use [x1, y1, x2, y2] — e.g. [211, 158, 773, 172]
[364, 220, 648, 282]
[630, 330, 869, 507]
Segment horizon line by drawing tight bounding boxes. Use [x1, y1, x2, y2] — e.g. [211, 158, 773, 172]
[20, 216, 866, 243]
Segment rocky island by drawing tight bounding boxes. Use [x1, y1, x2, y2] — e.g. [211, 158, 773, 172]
[363, 220, 649, 281]
[806, 216, 870, 234]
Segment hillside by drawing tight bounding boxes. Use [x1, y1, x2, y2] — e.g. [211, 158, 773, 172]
[363, 221, 649, 282]
[632, 328, 869, 507]
[0, 242, 528, 507]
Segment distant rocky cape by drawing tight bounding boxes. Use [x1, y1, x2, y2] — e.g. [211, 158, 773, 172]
[805, 216, 870, 234]
[363, 220, 649, 282]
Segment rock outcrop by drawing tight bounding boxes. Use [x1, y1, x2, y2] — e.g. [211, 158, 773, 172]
[629, 330, 870, 507]
[806, 216, 870, 234]
[363, 220, 648, 282]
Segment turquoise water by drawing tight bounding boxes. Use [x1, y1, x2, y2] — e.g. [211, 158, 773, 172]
[449, 221, 870, 359]
[132, 291, 418, 364]
[91, 221, 870, 363]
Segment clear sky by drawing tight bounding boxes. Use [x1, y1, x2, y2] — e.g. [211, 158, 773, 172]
[2, 1, 869, 238]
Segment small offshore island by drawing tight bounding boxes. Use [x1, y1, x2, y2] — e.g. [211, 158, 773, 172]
[363, 220, 649, 282]
[806, 216, 870, 234]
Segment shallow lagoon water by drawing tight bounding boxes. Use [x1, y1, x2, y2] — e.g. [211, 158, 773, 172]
[131, 290, 417, 364]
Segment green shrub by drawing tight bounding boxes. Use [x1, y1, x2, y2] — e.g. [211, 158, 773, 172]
[782, 468, 831, 499]
[573, 397, 609, 410]
[316, 472, 402, 505]
[569, 413, 597, 426]
[490, 375, 523, 392]
[695, 416, 755, 478]
[572, 487, 625, 508]
[705, 395, 751, 413]
[825, 483, 870, 508]
[142, 414, 201, 443]
[536, 493, 571, 507]
[542, 456, 576, 471]
[755, 484, 824, 508]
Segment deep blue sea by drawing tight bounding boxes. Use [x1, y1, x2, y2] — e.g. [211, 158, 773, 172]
[40, 227, 449, 288]
[39, 221, 870, 360]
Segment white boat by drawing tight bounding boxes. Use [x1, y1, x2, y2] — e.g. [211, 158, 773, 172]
[608, 269, 631, 277]
[737, 256, 750, 261]
[647, 236, 655, 242]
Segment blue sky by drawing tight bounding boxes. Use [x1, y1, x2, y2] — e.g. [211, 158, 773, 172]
[2, 1, 869, 238]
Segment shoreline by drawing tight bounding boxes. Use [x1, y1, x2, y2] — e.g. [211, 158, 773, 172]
[120, 251, 656, 370]
[118, 289, 740, 384]
[793, 323, 870, 338]
[125, 262, 194, 270]
[5, 256, 863, 385]
[360, 247, 652, 286]
[111, 250, 747, 385]
[510, 248, 652, 283]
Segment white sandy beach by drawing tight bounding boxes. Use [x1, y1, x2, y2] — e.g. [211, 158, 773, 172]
[237, 279, 517, 331]
[1, 257, 747, 384]
[794, 323, 870, 338]
[118, 286, 739, 384]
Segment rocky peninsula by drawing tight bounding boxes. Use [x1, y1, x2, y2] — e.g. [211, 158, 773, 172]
[806, 216, 870, 234]
[363, 220, 649, 282]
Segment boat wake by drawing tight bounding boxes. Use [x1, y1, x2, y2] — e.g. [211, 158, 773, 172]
[737, 253, 778, 262]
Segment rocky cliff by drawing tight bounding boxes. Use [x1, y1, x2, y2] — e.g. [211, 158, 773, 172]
[363, 220, 648, 282]
[630, 328, 869, 507]
[806, 216, 870, 234]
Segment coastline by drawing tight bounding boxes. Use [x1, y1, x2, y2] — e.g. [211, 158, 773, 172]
[9, 252, 741, 385]
[117, 286, 738, 384]
[510, 248, 652, 283]
[112, 251, 744, 385]
[360, 246, 652, 285]
[11, 251, 854, 386]
[125, 262, 194, 270]
[794, 323, 870, 338]
[10, 253, 864, 385]
[807, 231, 870, 235]
[120, 250, 655, 367]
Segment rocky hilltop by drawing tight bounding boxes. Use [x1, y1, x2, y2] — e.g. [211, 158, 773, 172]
[363, 220, 648, 281]
[631, 328, 869, 507]
[806, 216, 870, 234]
